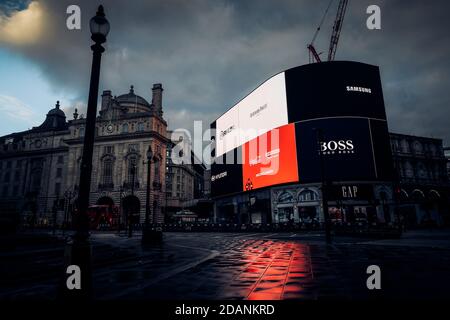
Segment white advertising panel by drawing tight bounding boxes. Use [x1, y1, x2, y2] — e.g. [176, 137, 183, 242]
[215, 72, 289, 157]
[216, 106, 240, 158]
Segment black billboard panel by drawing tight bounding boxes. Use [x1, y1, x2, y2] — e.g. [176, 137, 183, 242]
[369, 119, 395, 181]
[285, 61, 387, 122]
[295, 118, 377, 182]
[210, 147, 243, 198]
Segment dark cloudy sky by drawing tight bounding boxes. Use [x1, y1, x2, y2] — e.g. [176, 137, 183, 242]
[0, 0, 449, 145]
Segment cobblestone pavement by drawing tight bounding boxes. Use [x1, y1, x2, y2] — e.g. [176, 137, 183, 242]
[1, 230, 450, 300]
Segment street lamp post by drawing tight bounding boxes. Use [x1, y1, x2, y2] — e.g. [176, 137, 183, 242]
[118, 186, 124, 233]
[63, 5, 109, 299]
[128, 164, 136, 238]
[142, 146, 162, 244]
[145, 145, 153, 227]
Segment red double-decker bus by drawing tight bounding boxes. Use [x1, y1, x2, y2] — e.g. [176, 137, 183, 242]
[87, 205, 120, 230]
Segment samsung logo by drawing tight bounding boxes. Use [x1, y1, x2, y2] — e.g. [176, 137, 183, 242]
[346, 86, 372, 93]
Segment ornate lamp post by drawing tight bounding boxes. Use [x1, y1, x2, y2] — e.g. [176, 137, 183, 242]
[128, 163, 136, 238]
[142, 145, 162, 244]
[64, 5, 109, 299]
[145, 145, 153, 227]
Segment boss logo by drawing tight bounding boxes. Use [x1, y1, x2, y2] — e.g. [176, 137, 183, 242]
[319, 140, 355, 155]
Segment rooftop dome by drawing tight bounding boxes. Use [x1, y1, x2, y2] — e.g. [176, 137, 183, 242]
[34, 101, 67, 131]
[47, 100, 66, 117]
[115, 85, 150, 106]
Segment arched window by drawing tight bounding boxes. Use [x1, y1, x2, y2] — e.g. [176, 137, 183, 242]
[277, 191, 294, 203]
[405, 162, 414, 178]
[79, 127, 85, 137]
[122, 123, 128, 133]
[102, 157, 114, 186]
[298, 190, 319, 202]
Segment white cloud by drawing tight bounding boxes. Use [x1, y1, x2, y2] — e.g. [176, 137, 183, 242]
[0, 1, 47, 45]
[0, 94, 37, 125]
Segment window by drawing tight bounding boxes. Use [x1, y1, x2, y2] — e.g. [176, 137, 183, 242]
[30, 169, 42, 192]
[405, 162, 414, 178]
[122, 123, 129, 133]
[14, 170, 20, 180]
[154, 160, 160, 183]
[56, 168, 62, 178]
[102, 158, 114, 185]
[6, 161, 11, 169]
[298, 190, 319, 202]
[104, 145, 114, 154]
[401, 140, 409, 153]
[127, 156, 138, 183]
[79, 127, 85, 137]
[2, 186, 9, 197]
[138, 122, 145, 132]
[4, 172, 10, 183]
[277, 192, 294, 203]
[414, 141, 423, 154]
[55, 183, 61, 196]
[13, 185, 19, 196]
[57, 156, 64, 164]
[128, 144, 138, 152]
[418, 163, 427, 179]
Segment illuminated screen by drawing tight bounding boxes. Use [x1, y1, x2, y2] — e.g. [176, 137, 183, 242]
[211, 61, 394, 198]
[242, 123, 298, 191]
[215, 72, 288, 157]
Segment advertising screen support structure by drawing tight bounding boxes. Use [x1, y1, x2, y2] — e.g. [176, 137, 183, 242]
[315, 128, 332, 244]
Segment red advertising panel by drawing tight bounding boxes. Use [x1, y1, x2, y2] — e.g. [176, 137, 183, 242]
[242, 123, 298, 191]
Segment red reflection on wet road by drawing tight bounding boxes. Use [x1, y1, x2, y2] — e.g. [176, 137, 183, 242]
[228, 240, 313, 300]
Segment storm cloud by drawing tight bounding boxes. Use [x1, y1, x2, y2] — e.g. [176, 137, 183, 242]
[1, 0, 449, 144]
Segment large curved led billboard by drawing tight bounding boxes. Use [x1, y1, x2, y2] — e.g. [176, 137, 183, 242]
[211, 61, 394, 198]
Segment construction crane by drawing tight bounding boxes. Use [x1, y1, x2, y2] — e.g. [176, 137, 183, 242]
[307, 0, 349, 63]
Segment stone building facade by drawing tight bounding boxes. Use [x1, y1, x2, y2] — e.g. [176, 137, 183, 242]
[0, 102, 69, 226]
[390, 133, 450, 226]
[0, 84, 170, 227]
[445, 147, 450, 177]
[165, 130, 207, 220]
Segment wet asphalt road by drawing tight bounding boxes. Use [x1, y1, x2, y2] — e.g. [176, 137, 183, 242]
[1, 230, 450, 300]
